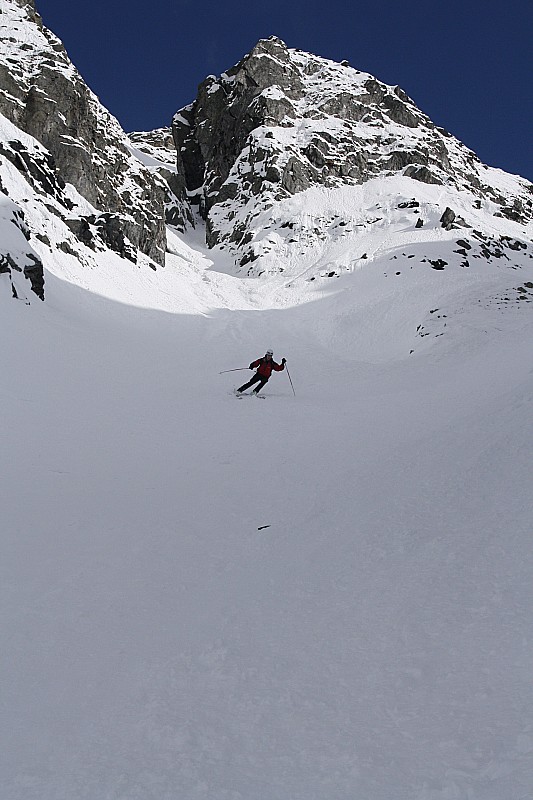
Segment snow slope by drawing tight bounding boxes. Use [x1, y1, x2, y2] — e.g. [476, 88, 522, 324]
[2, 14, 532, 795]
[2, 201, 533, 799]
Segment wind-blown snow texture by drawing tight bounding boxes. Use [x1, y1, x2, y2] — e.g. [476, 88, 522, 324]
[2, 9, 533, 800]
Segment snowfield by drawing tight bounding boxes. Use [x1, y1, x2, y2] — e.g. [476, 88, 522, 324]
[2, 5, 532, 794]
[2, 195, 533, 799]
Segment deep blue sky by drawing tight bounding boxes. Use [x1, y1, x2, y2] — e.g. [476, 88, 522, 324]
[39, 0, 532, 180]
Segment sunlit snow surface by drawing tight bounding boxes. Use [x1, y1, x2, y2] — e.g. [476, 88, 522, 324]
[2, 181, 533, 799]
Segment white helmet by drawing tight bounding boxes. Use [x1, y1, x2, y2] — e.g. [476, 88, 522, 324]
[266, 348, 273, 355]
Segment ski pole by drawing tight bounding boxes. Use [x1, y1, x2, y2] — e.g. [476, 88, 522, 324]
[285, 363, 296, 396]
[219, 367, 250, 374]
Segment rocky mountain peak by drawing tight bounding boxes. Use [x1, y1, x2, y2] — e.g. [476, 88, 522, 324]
[229, 36, 303, 98]
[0, 0, 168, 299]
[1, 9, 532, 302]
[171, 38, 531, 270]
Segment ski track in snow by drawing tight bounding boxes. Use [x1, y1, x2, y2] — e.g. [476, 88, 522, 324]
[1, 220, 533, 800]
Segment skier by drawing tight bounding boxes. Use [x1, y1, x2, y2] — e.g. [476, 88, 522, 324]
[237, 349, 286, 395]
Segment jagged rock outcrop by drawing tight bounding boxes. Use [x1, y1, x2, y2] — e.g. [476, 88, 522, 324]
[0, 0, 166, 267]
[0, 192, 44, 299]
[172, 37, 533, 267]
[440, 207, 456, 230]
[128, 128, 194, 231]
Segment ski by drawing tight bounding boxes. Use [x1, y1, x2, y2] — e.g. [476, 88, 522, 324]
[234, 391, 266, 399]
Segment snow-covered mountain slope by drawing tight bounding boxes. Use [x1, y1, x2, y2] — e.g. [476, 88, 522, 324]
[2, 239, 533, 799]
[173, 37, 532, 273]
[0, 0, 167, 295]
[1, 10, 533, 800]
[0, 109, 166, 302]
[209, 174, 533, 293]
[1, 13, 531, 309]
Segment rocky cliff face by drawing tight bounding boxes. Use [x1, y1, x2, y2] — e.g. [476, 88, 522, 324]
[128, 127, 193, 231]
[0, 0, 167, 300]
[0, 188, 43, 300]
[172, 37, 532, 271]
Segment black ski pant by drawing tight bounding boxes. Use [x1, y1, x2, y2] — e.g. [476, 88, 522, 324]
[237, 373, 269, 393]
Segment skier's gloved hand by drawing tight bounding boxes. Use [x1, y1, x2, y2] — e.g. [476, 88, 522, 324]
[282, 358, 286, 364]
[249, 364, 254, 370]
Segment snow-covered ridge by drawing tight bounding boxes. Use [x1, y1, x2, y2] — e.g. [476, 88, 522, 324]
[0, 109, 154, 302]
[0, 0, 167, 283]
[1, 13, 531, 328]
[172, 36, 532, 274]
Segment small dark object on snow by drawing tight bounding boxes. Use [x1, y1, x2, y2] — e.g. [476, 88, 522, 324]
[258, 525, 271, 531]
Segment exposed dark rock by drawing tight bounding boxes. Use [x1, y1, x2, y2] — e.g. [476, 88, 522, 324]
[498, 198, 528, 225]
[440, 208, 456, 230]
[0, 255, 12, 276]
[128, 128, 194, 232]
[381, 94, 419, 128]
[173, 38, 304, 213]
[0, 139, 68, 204]
[503, 238, 526, 251]
[65, 214, 137, 262]
[0, 0, 166, 265]
[429, 259, 447, 270]
[282, 156, 316, 193]
[0, 248, 44, 301]
[405, 165, 442, 185]
[24, 253, 45, 299]
[385, 151, 425, 172]
[34, 232, 51, 246]
[57, 240, 80, 258]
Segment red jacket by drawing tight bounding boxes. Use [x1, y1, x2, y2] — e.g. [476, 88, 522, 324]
[251, 356, 284, 378]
